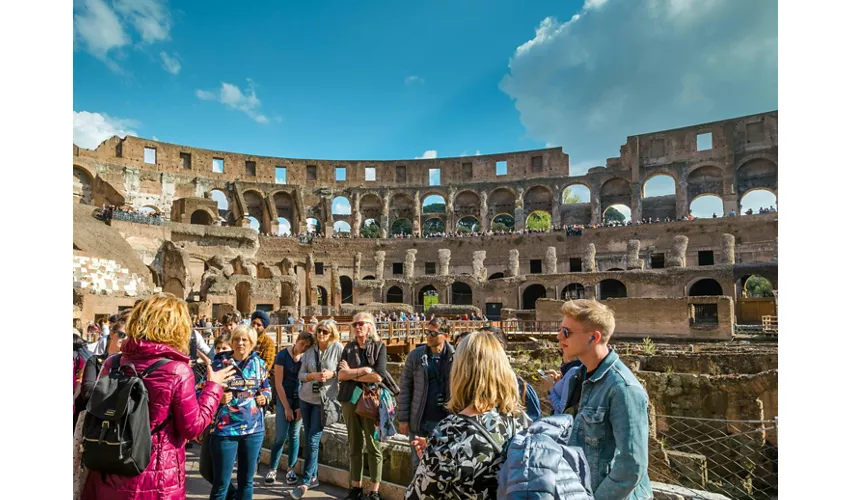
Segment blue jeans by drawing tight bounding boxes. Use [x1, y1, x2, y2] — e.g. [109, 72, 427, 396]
[269, 397, 302, 471]
[209, 431, 265, 500]
[299, 400, 324, 486]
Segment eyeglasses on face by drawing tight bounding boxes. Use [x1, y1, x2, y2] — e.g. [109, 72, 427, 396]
[560, 326, 586, 338]
[316, 329, 330, 335]
[352, 321, 369, 327]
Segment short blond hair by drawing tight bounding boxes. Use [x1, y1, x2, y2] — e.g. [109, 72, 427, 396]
[448, 332, 522, 416]
[316, 320, 340, 345]
[231, 324, 258, 349]
[126, 293, 192, 353]
[560, 299, 616, 343]
[352, 312, 380, 342]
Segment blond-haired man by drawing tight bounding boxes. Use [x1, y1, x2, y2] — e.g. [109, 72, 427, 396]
[560, 299, 651, 500]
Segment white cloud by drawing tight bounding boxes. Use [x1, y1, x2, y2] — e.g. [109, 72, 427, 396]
[415, 150, 438, 159]
[195, 81, 271, 124]
[405, 75, 424, 85]
[332, 197, 352, 215]
[73, 111, 139, 149]
[500, 0, 777, 168]
[160, 51, 181, 75]
[74, 0, 174, 72]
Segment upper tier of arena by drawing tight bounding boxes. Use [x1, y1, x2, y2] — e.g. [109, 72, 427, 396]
[73, 111, 777, 237]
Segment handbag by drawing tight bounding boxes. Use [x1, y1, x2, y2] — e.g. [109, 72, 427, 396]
[355, 385, 381, 419]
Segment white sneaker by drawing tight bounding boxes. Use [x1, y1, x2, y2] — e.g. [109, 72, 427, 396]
[285, 470, 299, 485]
[264, 470, 277, 485]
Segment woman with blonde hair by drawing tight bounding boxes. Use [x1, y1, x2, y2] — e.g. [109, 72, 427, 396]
[81, 293, 235, 500]
[289, 320, 344, 499]
[201, 324, 272, 500]
[405, 331, 531, 500]
[337, 312, 398, 500]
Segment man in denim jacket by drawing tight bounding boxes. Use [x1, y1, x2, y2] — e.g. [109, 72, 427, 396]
[560, 299, 652, 500]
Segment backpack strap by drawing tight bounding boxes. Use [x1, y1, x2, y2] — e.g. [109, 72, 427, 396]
[518, 375, 528, 402]
[140, 359, 172, 378]
[457, 414, 502, 453]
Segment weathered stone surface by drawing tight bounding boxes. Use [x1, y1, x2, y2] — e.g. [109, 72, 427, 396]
[627, 239, 644, 270]
[403, 249, 417, 280]
[375, 251, 386, 281]
[668, 235, 689, 268]
[471, 250, 487, 280]
[437, 249, 451, 276]
[583, 243, 597, 272]
[508, 249, 520, 277]
[721, 234, 735, 264]
[353, 252, 362, 280]
[544, 247, 557, 274]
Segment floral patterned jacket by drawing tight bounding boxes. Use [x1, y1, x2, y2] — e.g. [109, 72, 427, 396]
[197, 351, 271, 436]
[405, 409, 531, 500]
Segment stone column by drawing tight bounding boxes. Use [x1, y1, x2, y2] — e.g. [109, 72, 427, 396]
[380, 192, 390, 238]
[331, 263, 342, 309]
[472, 251, 487, 280]
[721, 234, 736, 264]
[630, 183, 643, 222]
[479, 190, 490, 233]
[305, 254, 315, 306]
[446, 188, 456, 233]
[590, 186, 601, 225]
[375, 251, 386, 281]
[353, 252, 362, 280]
[352, 193, 362, 237]
[323, 195, 333, 239]
[265, 196, 278, 235]
[676, 177, 689, 219]
[722, 193, 739, 217]
[585, 283, 598, 300]
[668, 235, 689, 268]
[551, 188, 562, 229]
[438, 249, 451, 276]
[413, 191, 421, 237]
[544, 247, 558, 274]
[404, 249, 417, 280]
[626, 240, 644, 270]
[583, 243, 597, 272]
[508, 249, 520, 277]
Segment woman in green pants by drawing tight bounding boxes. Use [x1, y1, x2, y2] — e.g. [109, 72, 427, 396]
[337, 312, 388, 500]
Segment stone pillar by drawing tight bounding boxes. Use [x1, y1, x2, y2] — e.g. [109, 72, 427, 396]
[544, 247, 558, 274]
[479, 190, 490, 233]
[380, 192, 390, 238]
[514, 204, 525, 231]
[404, 249, 417, 280]
[413, 191, 421, 237]
[445, 189, 455, 233]
[590, 187, 601, 225]
[352, 193, 362, 237]
[551, 188, 562, 229]
[722, 193, 739, 216]
[585, 283, 598, 300]
[374, 251, 386, 281]
[676, 177, 689, 219]
[630, 183, 642, 223]
[438, 249, 451, 276]
[508, 249, 520, 277]
[721, 234, 736, 264]
[305, 254, 315, 306]
[323, 195, 333, 239]
[472, 251, 487, 280]
[265, 196, 278, 235]
[331, 263, 342, 309]
[668, 235, 689, 268]
[626, 240, 644, 270]
[583, 244, 597, 273]
[353, 252, 362, 280]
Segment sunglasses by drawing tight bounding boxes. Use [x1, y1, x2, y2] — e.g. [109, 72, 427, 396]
[560, 327, 585, 338]
[426, 329, 443, 337]
[316, 329, 330, 335]
[116, 331, 127, 339]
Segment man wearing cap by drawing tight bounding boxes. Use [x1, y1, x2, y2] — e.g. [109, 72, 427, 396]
[397, 317, 455, 469]
[251, 310, 277, 392]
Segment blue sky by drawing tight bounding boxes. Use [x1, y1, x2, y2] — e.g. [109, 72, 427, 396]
[73, 0, 778, 217]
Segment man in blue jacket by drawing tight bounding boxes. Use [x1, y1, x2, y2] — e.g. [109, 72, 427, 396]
[560, 299, 652, 500]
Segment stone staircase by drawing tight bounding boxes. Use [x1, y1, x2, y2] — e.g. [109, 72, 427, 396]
[73, 255, 149, 296]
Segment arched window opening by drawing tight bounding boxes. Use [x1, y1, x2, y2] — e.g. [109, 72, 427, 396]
[332, 196, 351, 215]
[190, 210, 213, 226]
[743, 275, 774, 298]
[689, 195, 723, 218]
[488, 272, 505, 280]
[740, 189, 777, 215]
[391, 218, 412, 236]
[451, 282, 473, 305]
[306, 217, 321, 235]
[522, 284, 547, 309]
[599, 279, 627, 300]
[603, 204, 631, 224]
[277, 217, 291, 236]
[418, 285, 439, 305]
[340, 276, 353, 304]
[422, 194, 446, 214]
[317, 286, 328, 306]
[689, 279, 724, 296]
[643, 175, 676, 198]
[334, 221, 351, 234]
[457, 216, 480, 234]
[386, 286, 404, 303]
[562, 283, 585, 300]
[525, 211, 552, 231]
[361, 219, 379, 238]
[423, 217, 446, 236]
[247, 216, 260, 232]
[492, 213, 515, 232]
[563, 185, 590, 204]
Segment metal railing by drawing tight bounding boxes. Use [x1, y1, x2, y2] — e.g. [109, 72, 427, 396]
[650, 414, 778, 500]
[761, 316, 778, 336]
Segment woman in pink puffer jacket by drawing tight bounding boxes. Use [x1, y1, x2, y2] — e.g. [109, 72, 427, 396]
[82, 294, 235, 500]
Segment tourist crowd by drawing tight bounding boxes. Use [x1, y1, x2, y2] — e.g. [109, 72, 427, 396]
[74, 295, 652, 500]
[97, 205, 166, 226]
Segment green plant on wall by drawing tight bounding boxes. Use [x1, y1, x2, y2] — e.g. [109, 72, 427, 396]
[642, 337, 657, 355]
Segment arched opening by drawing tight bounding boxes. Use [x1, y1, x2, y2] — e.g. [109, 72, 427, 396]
[391, 218, 412, 236]
[689, 194, 723, 218]
[247, 216, 260, 232]
[273, 191, 295, 225]
[742, 275, 774, 298]
[490, 188, 517, 218]
[488, 272, 505, 280]
[340, 276, 353, 304]
[423, 217, 446, 236]
[277, 217, 291, 236]
[306, 217, 321, 235]
[526, 210, 552, 231]
[242, 191, 266, 231]
[190, 209, 213, 226]
[422, 194, 446, 214]
[235, 282, 251, 314]
[599, 279, 627, 300]
[563, 185, 590, 203]
[139, 206, 158, 215]
[334, 221, 351, 234]
[317, 286, 328, 306]
[603, 204, 631, 224]
[643, 174, 676, 198]
[391, 193, 416, 221]
[562, 283, 586, 300]
[687, 166, 724, 206]
[332, 196, 351, 216]
[522, 284, 547, 309]
[359, 194, 383, 222]
[740, 189, 777, 215]
[492, 213, 515, 232]
[456, 215, 480, 233]
[600, 178, 631, 217]
[362, 275, 376, 280]
[689, 279, 724, 296]
[386, 286, 404, 303]
[361, 219, 379, 238]
[73, 166, 94, 204]
[451, 282, 473, 305]
[418, 284, 439, 305]
[164, 277, 184, 299]
[454, 190, 480, 218]
[737, 159, 778, 201]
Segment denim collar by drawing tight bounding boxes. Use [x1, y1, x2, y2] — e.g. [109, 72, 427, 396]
[585, 347, 619, 383]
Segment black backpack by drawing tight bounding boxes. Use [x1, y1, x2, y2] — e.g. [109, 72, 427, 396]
[82, 354, 171, 476]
